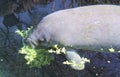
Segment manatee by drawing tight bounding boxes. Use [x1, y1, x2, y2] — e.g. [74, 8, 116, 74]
[27, 5, 120, 51]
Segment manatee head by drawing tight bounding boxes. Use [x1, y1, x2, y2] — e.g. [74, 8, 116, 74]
[26, 27, 51, 48]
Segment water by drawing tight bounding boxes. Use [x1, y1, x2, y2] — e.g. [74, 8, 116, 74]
[1, 0, 120, 77]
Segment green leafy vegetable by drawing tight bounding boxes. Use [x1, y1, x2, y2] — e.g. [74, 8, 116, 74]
[16, 27, 54, 68]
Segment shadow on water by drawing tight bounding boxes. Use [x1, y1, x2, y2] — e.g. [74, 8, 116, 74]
[1, 0, 120, 77]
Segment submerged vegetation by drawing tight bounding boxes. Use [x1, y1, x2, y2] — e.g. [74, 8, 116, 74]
[15, 26, 120, 70]
[16, 27, 90, 70]
[16, 27, 54, 68]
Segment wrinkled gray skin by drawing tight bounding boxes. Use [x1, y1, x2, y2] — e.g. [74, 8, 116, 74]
[27, 5, 120, 51]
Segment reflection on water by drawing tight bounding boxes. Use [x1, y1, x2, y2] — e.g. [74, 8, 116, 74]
[1, 0, 120, 77]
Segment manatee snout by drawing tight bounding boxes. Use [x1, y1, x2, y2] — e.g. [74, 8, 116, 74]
[26, 30, 51, 48]
[25, 37, 37, 48]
